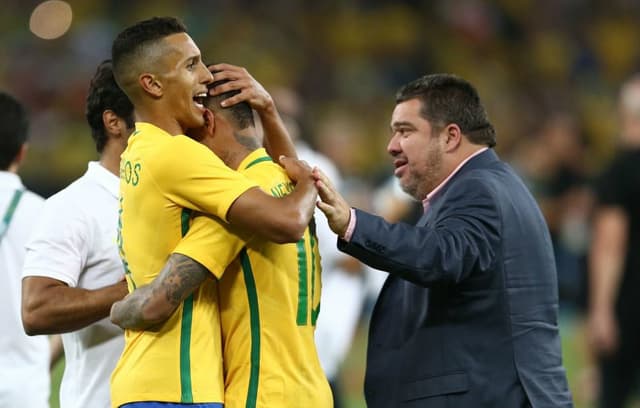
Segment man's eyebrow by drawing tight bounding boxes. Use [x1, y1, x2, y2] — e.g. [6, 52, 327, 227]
[391, 121, 415, 129]
[181, 53, 200, 65]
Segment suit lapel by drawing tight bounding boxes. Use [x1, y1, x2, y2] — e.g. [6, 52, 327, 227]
[416, 212, 429, 227]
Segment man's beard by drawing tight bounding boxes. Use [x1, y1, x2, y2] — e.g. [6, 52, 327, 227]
[400, 146, 442, 201]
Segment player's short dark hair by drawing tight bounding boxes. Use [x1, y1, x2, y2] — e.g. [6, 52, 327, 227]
[85, 60, 134, 153]
[111, 16, 187, 95]
[205, 77, 254, 129]
[396, 74, 496, 147]
[0, 92, 29, 170]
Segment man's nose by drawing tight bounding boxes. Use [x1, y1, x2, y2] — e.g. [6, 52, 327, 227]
[200, 62, 213, 84]
[387, 135, 400, 156]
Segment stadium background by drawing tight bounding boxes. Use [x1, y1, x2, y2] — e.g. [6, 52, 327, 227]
[3, 0, 640, 407]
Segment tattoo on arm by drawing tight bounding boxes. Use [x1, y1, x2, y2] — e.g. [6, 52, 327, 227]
[161, 254, 210, 307]
[110, 254, 210, 330]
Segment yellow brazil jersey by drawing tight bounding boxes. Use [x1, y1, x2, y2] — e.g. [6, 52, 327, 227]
[110, 122, 259, 408]
[182, 148, 332, 408]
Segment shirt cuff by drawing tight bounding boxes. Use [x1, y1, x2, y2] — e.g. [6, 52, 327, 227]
[341, 208, 357, 242]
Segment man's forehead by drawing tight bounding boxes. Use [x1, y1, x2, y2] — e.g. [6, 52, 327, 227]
[163, 32, 201, 60]
[391, 98, 425, 124]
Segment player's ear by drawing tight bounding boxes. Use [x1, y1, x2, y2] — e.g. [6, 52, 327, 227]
[204, 108, 215, 134]
[13, 143, 28, 167]
[139, 73, 162, 98]
[102, 110, 121, 136]
[443, 123, 462, 152]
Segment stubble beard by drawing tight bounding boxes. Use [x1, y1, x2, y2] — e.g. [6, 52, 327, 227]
[400, 146, 443, 201]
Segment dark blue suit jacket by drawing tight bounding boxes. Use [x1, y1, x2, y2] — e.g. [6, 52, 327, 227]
[338, 149, 573, 407]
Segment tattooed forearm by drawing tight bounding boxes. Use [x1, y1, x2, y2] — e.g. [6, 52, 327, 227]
[162, 254, 210, 306]
[109, 254, 210, 330]
[110, 285, 154, 330]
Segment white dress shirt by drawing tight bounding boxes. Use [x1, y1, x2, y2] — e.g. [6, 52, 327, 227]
[23, 162, 125, 408]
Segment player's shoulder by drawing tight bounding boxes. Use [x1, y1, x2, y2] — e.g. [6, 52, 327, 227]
[43, 173, 96, 215]
[20, 188, 44, 205]
[156, 135, 225, 166]
[10, 188, 45, 219]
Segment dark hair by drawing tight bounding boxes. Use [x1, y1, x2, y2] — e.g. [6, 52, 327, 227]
[205, 77, 254, 129]
[396, 74, 496, 147]
[0, 92, 29, 170]
[85, 60, 135, 153]
[112, 16, 187, 93]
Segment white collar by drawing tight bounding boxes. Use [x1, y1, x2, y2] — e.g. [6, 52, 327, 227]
[86, 162, 119, 198]
[0, 171, 24, 190]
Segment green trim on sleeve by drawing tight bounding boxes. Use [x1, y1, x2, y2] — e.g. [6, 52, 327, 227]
[244, 156, 273, 170]
[179, 294, 194, 402]
[240, 249, 261, 408]
[179, 209, 194, 402]
[310, 234, 318, 326]
[295, 239, 309, 325]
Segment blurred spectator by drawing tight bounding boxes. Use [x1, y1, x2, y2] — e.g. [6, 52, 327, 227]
[2, 1, 636, 196]
[512, 112, 593, 309]
[588, 74, 640, 408]
[0, 91, 58, 407]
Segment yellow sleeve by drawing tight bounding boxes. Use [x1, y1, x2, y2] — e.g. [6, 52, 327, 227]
[152, 135, 259, 222]
[173, 213, 247, 279]
[173, 160, 287, 277]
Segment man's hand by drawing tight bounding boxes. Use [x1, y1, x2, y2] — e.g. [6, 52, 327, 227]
[279, 155, 313, 184]
[312, 167, 351, 237]
[208, 63, 274, 112]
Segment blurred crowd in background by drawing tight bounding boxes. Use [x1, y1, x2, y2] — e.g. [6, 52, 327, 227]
[3, 0, 640, 406]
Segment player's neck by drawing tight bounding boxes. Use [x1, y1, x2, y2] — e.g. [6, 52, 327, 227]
[228, 128, 259, 169]
[136, 107, 184, 136]
[6, 162, 19, 174]
[99, 142, 125, 177]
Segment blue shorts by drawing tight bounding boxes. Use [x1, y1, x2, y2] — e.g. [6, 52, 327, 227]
[120, 403, 223, 408]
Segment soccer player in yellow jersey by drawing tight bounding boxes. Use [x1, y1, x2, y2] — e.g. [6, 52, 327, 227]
[111, 65, 333, 407]
[109, 17, 318, 408]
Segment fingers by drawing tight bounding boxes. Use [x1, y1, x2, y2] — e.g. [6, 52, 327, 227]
[312, 168, 335, 192]
[316, 199, 333, 215]
[207, 63, 273, 112]
[280, 155, 311, 170]
[314, 179, 334, 203]
[208, 65, 251, 89]
[208, 63, 246, 75]
[220, 89, 252, 107]
[210, 78, 250, 95]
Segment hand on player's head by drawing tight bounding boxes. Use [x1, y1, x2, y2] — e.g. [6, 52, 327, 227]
[208, 63, 274, 112]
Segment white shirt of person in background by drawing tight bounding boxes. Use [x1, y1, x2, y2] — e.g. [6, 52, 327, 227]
[0, 171, 49, 407]
[22, 161, 124, 408]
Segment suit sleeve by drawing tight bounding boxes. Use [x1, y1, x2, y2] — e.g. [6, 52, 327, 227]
[338, 178, 500, 287]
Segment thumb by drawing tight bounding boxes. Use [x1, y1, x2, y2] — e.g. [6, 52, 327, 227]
[278, 155, 290, 166]
[316, 199, 333, 214]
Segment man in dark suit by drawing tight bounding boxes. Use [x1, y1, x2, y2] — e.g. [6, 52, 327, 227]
[313, 74, 573, 407]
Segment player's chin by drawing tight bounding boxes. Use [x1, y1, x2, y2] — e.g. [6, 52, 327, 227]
[187, 111, 206, 129]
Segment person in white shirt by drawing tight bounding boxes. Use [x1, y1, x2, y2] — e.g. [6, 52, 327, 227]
[0, 91, 55, 407]
[21, 60, 132, 408]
